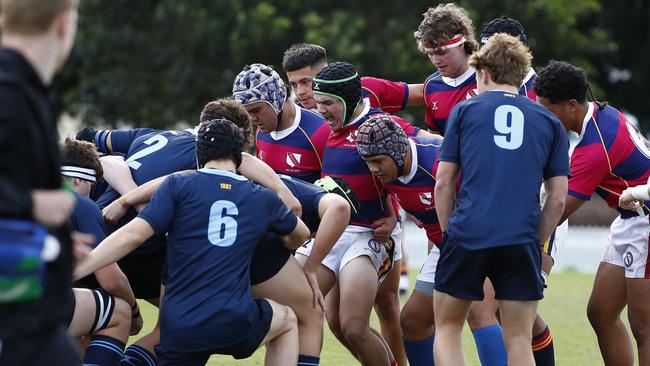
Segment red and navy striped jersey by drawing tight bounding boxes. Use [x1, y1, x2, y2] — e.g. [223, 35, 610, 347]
[321, 100, 419, 227]
[361, 77, 409, 114]
[384, 137, 444, 244]
[424, 67, 477, 134]
[256, 105, 330, 183]
[569, 102, 650, 216]
[519, 69, 537, 101]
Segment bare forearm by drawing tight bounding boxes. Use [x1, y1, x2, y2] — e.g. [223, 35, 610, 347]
[74, 219, 152, 279]
[538, 194, 566, 245]
[239, 153, 284, 192]
[96, 265, 137, 308]
[303, 200, 348, 273]
[434, 183, 455, 232]
[282, 218, 311, 250]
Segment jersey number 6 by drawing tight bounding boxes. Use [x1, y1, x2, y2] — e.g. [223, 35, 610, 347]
[207, 200, 239, 247]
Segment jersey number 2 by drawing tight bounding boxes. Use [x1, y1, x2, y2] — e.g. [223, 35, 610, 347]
[126, 135, 169, 170]
[493, 105, 524, 150]
[207, 200, 238, 247]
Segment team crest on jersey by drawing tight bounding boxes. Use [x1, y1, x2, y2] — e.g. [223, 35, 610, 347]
[466, 89, 478, 99]
[419, 192, 433, 206]
[430, 101, 439, 111]
[346, 130, 358, 142]
[286, 152, 302, 167]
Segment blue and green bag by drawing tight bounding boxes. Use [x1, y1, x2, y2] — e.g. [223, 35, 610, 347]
[0, 218, 48, 303]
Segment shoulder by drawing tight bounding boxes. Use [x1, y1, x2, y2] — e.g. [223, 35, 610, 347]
[0, 80, 32, 121]
[74, 194, 102, 216]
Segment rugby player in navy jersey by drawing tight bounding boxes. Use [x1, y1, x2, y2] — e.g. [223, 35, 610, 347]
[101, 99, 359, 366]
[76, 98, 303, 365]
[479, 16, 562, 366]
[75, 119, 310, 366]
[60, 138, 138, 366]
[434, 34, 568, 365]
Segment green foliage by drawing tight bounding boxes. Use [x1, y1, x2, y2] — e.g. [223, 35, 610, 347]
[60, 1, 644, 130]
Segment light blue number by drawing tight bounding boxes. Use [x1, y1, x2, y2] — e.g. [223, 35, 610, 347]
[493, 105, 524, 150]
[126, 135, 169, 169]
[207, 200, 239, 247]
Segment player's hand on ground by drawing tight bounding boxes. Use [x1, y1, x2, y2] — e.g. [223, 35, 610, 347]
[32, 189, 76, 226]
[372, 216, 397, 242]
[304, 269, 325, 312]
[102, 199, 128, 224]
[278, 189, 302, 217]
[71, 231, 95, 262]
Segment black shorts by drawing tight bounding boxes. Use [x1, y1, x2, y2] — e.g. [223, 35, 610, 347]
[249, 233, 292, 285]
[118, 237, 166, 299]
[156, 298, 273, 365]
[0, 326, 80, 366]
[434, 236, 544, 301]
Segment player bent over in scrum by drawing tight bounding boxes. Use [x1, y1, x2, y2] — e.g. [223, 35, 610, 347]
[61, 138, 138, 366]
[75, 119, 310, 366]
[536, 61, 650, 366]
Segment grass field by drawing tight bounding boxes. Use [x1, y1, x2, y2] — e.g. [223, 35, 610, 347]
[131, 270, 629, 365]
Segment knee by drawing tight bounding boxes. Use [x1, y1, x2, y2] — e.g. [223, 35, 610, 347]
[586, 301, 607, 329]
[283, 306, 298, 331]
[400, 306, 424, 337]
[466, 306, 497, 330]
[294, 301, 324, 328]
[109, 297, 132, 331]
[341, 320, 369, 345]
[375, 291, 400, 317]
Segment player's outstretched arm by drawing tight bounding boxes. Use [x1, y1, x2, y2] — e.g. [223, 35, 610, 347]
[239, 152, 302, 217]
[100, 155, 138, 196]
[539, 176, 568, 245]
[281, 216, 311, 251]
[303, 194, 350, 274]
[74, 218, 155, 280]
[407, 83, 425, 106]
[434, 161, 460, 232]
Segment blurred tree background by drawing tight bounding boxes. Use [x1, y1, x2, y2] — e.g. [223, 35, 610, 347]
[57, 0, 648, 131]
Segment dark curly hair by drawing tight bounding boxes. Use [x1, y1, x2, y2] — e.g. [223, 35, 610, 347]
[200, 98, 252, 149]
[61, 137, 103, 180]
[533, 60, 588, 104]
[414, 3, 479, 55]
[282, 43, 328, 72]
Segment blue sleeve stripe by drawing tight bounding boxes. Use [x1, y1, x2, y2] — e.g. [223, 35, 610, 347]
[568, 190, 590, 201]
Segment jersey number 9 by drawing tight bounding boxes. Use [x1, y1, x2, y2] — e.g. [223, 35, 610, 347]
[493, 105, 524, 150]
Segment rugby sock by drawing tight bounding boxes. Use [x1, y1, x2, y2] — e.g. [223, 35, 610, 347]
[403, 335, 435, 366]
[532, 326, 554, 366]
[297, 354, 320, 365]
[83, 335, 125, 366]
[472, 324, 507, 366]
[121, 344, 157, 366]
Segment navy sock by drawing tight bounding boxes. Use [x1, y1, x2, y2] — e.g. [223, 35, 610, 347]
[532, 326, 554, 366]
[83, 335, 125, 366]
[472, 324, 507, 366]
[297, 354, 320, 366]
[403, 335, 434, 366]
[121, 344, 157, 366]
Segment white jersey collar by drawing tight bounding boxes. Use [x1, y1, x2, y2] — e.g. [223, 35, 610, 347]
[398, 139, 418, 184]
[442, 67, 475, 87]
[578, 102, 595, 142]
[270, 102, 301, 140]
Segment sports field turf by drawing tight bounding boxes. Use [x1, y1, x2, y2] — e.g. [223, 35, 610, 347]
[132, 270, 633, 365]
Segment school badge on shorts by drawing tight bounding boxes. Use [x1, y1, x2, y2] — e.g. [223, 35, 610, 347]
[624, 251, 634, 268]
